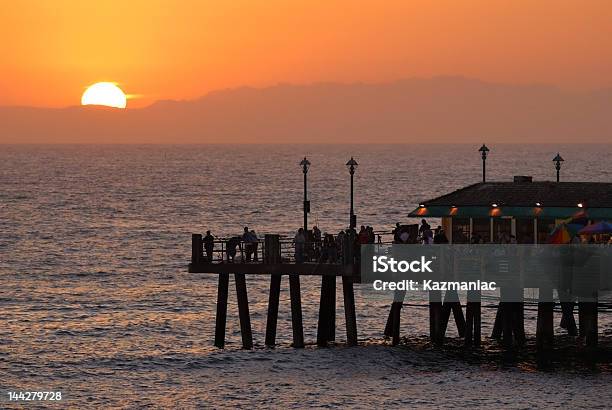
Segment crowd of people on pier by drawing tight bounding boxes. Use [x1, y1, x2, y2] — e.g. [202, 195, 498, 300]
[293, 225, 378, 264]
[201, 219, 454, 264]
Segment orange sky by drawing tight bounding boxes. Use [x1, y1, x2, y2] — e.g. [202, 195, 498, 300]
[3, 0, 612, 108]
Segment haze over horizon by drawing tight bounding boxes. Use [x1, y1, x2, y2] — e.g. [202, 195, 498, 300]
[2, 77, 612, 144]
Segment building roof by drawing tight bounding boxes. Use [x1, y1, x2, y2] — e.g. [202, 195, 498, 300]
[408, 180, 612, 219]
[419, 181, 612, 208]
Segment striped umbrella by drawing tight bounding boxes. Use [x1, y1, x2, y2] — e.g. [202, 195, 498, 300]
[548, 222, 585, 244]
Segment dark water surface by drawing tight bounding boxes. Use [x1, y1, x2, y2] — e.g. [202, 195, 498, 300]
[2, 144, 612, 408]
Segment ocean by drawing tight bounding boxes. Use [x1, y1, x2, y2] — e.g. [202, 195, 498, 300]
[1, 144, 612, 408]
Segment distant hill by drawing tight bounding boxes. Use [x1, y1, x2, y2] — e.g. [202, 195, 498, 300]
[1, 77, 611, 143]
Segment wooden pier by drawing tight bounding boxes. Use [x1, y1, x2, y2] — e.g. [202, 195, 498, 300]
[188, 233, 603, 351]
[190, 233, 359, 349]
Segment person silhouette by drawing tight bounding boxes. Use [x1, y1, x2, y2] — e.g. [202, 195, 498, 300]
[203, 230, 215, 262]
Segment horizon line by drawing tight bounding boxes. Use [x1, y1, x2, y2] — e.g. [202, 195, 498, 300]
[3, 75, 611, 110]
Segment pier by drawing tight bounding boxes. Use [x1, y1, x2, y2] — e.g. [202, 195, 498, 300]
[188, 231, 608, 352]
[188, 151, 612, 353]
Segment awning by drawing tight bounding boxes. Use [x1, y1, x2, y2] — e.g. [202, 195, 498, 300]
[408, 206, 612, 219]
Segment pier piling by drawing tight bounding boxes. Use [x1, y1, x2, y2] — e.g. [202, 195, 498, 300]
[579, 293, 598, 348]
[390, 300, 402, 346]
[264, 235, 282, 347]
[536, 287, 554, 351]
[235, 273, 253, 349]
[440, 290, 466, 339]
[214, 272, 229, 348]
[464, 290, 481, 347]
[429, 290, 443, 344]
[265, 274, 282, 347]
[343, 277, 358, 346]
[317, 275, 336, 346]
[289, 274, 305, 348]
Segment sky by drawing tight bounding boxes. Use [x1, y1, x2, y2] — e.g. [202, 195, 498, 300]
[2, 0, 612, 108]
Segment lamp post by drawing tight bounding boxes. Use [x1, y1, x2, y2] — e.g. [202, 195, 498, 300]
[346, 157, 358, 228]
[300, 157, 311, 231]
[553, 153, 564, 182]
[478, 144, 489, 183]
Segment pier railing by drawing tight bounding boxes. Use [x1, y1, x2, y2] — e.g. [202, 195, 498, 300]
[192, 231, 393, 265]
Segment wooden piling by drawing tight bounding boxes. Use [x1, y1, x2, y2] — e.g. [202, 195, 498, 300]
[391, 300, 401, 346]
[429, 290, 443, 344]
[317, 276, 331, 346]
[579, 293, 598, 348]
[317, 275, 337, 346]
[464, 290, 481, 347]
[578, 302, 585, 337]
[265, 274, 282, 347]
[384, 305, 394, 338]
[560, 298, 578, 336]
[494, 287, 525, 349]
[465, 303, 473, 346]
[235, 273, 253, 349]
[536, 287, 554, 351]
[473, 298, 481, 347]
[289, 274, 305, 348]
[385, 290, 405, 339]
[192, 233, 203, 265]
[264, 234, 282, 347]
[341, 230, 358, 346]
[514, 295, 526, 345]
[327, 277, 336, 342]
[214, 272, 229, 348]
[440, 290, 466, 339]
[502, 302, 514, 349]
[343, 276, 358, 346]
[491, 302, 503, 339]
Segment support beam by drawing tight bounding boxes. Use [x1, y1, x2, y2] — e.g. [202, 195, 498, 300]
[440, 290, 466, 339]
[343, 277, 358, 346]
[317, 275, 336, 346]
[385, 290, 405, 338]
[391, 301, 401, 346]
[289, 274, 305, 348]
[235, 273, 253, 349]
[536, 287, 554, 351]
[192, 233, 203, 265]
[491, 302, 502, 339]
[327, 277, 336, 342]
[465, 290, 481, 347]
[429, 290, 443, 344]
[214, 272, 229, 348]
[265, 274, 282, 347]
[579, 294, 598, 348]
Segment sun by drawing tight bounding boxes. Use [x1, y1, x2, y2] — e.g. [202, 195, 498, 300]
[81, 82, 127, 108]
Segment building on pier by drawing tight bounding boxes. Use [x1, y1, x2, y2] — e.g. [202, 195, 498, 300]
[409, 176, 612, 244]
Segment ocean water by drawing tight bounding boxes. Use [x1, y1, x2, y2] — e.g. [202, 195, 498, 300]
[1, 144, 612, 408]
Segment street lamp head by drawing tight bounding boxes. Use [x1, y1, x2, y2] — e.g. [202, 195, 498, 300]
[346, 157, 358, 174]
[478, 144, 489, 160]
[300, 157, 311, 173]
[553, 152, 564, 175]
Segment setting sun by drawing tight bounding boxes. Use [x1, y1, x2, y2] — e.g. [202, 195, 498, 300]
[81, 82, 127, 108]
